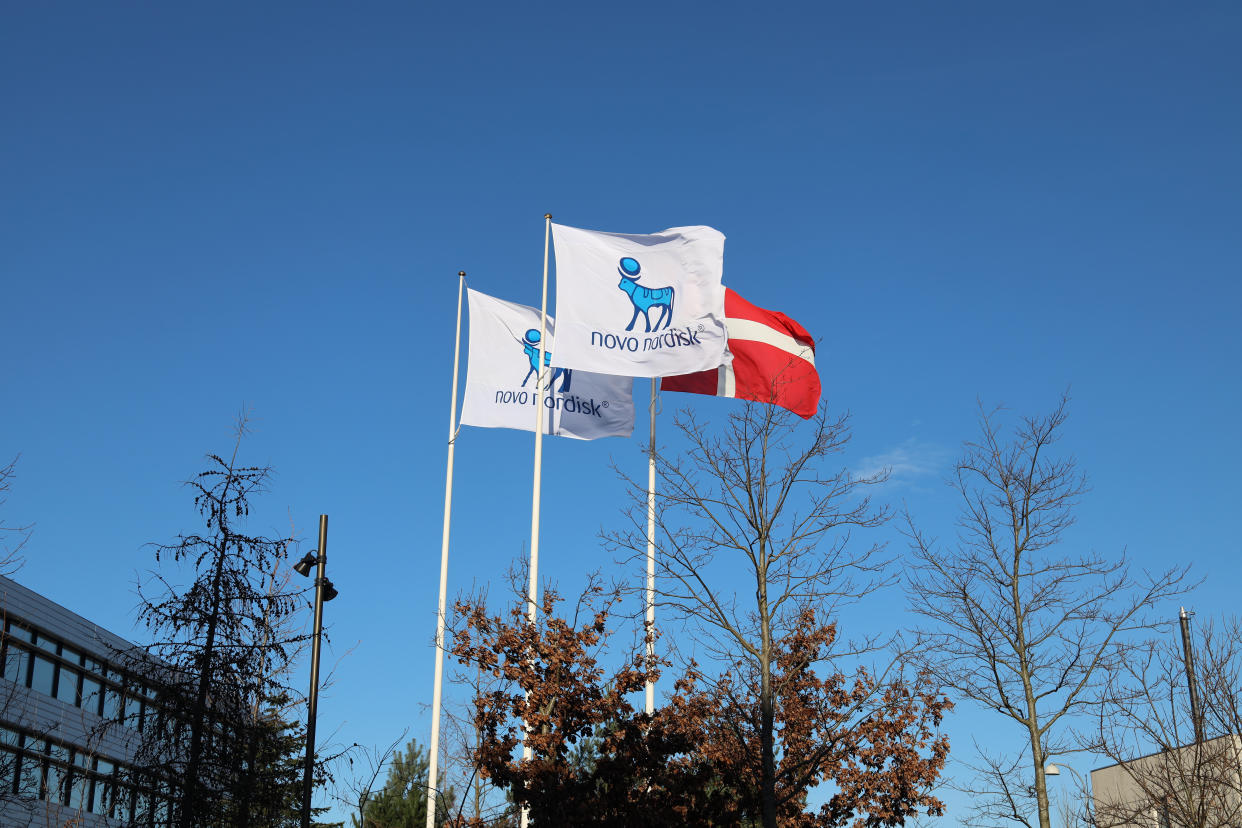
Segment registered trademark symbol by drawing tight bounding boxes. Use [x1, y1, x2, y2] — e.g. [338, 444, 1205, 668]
[602, 401, 609, 408]
[697, 323, 704, 332]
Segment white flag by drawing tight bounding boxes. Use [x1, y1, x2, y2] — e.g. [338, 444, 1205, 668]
[460, 289, 635, 440]
[550, 223, 729, 378]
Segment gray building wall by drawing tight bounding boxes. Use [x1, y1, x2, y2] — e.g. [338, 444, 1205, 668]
[0, 575, 156, 827]
[1091, 734, 1242, 828]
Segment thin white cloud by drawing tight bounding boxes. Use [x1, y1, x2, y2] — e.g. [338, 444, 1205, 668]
[855, 438, 951, 486]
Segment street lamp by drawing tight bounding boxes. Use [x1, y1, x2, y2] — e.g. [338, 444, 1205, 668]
[1046, 761, 1084, 780]
[297, 515, 337, 828]
[1045, 762, 1090, 826]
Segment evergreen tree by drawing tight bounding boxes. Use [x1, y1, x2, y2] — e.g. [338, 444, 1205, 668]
[116, 426, 318, 827]
[227, 693, 335, 827]
[354, 738, 453, 828]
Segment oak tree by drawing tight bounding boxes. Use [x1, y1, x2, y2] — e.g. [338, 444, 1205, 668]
[451, 580, 951, 826]
[609, 401, 893, 828]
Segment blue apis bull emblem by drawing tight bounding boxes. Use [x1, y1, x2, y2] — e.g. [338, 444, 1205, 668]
[520, 329, 571, 393]
[617, 257, 674, 332]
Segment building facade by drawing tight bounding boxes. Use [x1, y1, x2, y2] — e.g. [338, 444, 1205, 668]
[0, 575, 173, 827]
[1092, 734, 1242, 828]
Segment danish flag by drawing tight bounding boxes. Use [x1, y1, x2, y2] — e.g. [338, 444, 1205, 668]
[662, 288, 820, 419]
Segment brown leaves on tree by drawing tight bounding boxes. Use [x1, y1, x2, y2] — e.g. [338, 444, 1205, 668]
[450, 590, 950, 827]
[695, 610, 951, 828]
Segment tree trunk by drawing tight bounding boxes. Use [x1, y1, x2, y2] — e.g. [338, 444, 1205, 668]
[1027, 720, 1050, 828]
[1011, 528, 1050, 828]
[236, 729, 259, 828]
[181, 537, 228, 828]
[758, 541, 777, 828]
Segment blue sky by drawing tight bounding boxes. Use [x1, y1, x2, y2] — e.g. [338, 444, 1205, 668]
[3, 1, 1240, 822]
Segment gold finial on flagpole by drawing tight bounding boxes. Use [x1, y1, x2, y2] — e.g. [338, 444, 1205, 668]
[545, 213, 552, 220]
[458, 271, 465, 277]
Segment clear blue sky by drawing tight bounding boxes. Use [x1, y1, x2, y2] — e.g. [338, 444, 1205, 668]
[3, 1, 1239, 822]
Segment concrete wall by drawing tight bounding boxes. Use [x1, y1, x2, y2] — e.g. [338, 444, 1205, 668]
[1091, 734, 1242, 828]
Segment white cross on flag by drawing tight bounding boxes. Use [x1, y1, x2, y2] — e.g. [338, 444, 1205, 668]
[459, 289, 635, 440]
[662, 287, 820, 419]
[549, 222, 729, 379]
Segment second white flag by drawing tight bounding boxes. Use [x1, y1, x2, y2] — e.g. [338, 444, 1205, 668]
[460, 288, 635, 440]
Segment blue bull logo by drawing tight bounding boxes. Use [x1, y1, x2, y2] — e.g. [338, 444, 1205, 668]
[617, 257, 674, 332]
[521, 329, 571, 392]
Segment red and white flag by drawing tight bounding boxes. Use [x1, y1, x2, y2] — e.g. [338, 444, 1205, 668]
[661, 288, 820, 419]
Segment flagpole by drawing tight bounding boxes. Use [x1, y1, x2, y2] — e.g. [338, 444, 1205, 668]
[426, 271, 465, 828]
[520, 215, 552, 828]
[529, 214, 552, 626]
[645, 378, 658, 715]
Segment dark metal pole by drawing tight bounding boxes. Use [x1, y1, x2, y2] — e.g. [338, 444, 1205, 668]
[1179, 606, 1204, 744]
[301, 515, 328, 828]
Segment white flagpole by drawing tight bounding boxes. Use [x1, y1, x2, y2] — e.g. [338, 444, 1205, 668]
[645, 378, 658, 715]
[528, 214, 552, 626]
[426, 271, 466, 828]
[520, 215, 553, 828]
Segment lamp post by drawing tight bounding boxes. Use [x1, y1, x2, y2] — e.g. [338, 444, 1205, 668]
[295, 515, 338, 828]
[1045, 762, 1089, 827]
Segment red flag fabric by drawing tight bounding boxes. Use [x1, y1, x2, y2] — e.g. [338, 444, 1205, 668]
[661, 288, 820, 419]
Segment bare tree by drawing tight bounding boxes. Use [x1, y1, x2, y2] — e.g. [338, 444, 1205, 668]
[608, 402, 897, 828]
[439, 662, 516, 828]
[903, 396, 1189, 828]
[0, 455, 31, 576]
[331, 732, 408, 827]
[1090, 615, 1242, 828]
[0, 455, 35, 819]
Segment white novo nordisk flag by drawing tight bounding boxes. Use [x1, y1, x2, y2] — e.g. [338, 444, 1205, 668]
[459, 289, 635, 440]
[550, 223, 729, 378]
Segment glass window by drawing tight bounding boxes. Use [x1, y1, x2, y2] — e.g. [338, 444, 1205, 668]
[0, 746, 17, 794]
[0, 727, 18, 746]
[5, 622, 33, 642]
[124, 694, 143, 730]
[60, 645, 82, 665]
[154, 794, 170, 826]
[134, 789, 151, 825]
[45, 743, 68, 804]
[91, 778, 113, 815]
[68, 750, 92, 810]
[2, 643, 29, 684]
[55, 665, 80, 705]
[68, 770, 89, 810]
[102, 686, 122, 722]
[80, 675, 103, 714]
[30, 654, 55, 696]
[113, 768, 133, 821]
[34, 633, 57, 654]
[91, 759, 114, 815]
[16, 753, 42, 799]
[113, 784, 130, 822]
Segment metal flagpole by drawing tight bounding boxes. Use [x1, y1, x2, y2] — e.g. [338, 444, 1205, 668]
[520, 215, 553, 828]
[645, 378, 658, 715]
[425, 272, 465, 828]
[529, 215, 552, 626]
